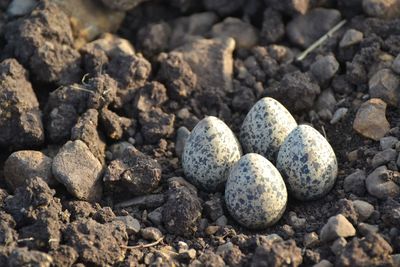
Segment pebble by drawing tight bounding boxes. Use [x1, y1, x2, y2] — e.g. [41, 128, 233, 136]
[288, 212, 306, 230]
[362, 0, 400, 18]
[366, 166, 400, 199]
[100, 0, 148, 11]
[339, 29, 364, 48]
[215, 215, 228, 227]
[369, 68, 399, 107]
[175, 126, 190, 158]
[353, 98, 390, 141]
[4, 150, 56, 192]
[397, 153, 400, 169]
[148, 207, 163, 226]
[371, 149, 397, 168]
[392, 54, 400, 74]
[204, 197, 224, 222]
[115, 215, 141, 235]
[380, 136, 399, 150]
[330, 108, 348, 124]
[310, 55, 339, 84]
[313, 260, 333, 267]
[352, 200, 374, 221]
[52, 140, 103, 202]
[358, 223, 379, 236]
[205, 225, 220, 235]
[316, 89, 337, 113]
[303, 232, 319, 247]
[330, 237, 347, 256]
[320, 214, 356, 242]
[216, 242, 234, 255]
[7, 0, 36, 16]
[141, 227, 163, 241]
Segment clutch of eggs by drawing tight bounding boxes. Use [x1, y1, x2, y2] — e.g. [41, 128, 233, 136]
[225, 153, 287, 229]
[277, 125, 338, 201]
[240, 97, 297, 162]
[182, 116, 242, 192]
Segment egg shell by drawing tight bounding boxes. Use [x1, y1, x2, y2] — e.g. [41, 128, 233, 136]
[182, 116, 242, 192]
[276, 125, 338, 201]
[240, 97, 297, 162]
[225, 153, 288, 229]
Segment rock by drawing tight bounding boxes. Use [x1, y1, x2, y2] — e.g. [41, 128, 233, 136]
[7, 0, 36, 16]
[362, 0, 400, 18]
[216, 215, 228, 227]
[313, 260, 333, 267]
[358, 223, 379, 236]
[175, 126, 190, 158]
[100, 108, 136, 141]
[353, 98, 390, 141]
[4, 2, 82, 84]
[162, 186, 202, 236]
[369, 68, 399, 107]
[7, 247, 53, 267]
[330, 108, 348, 124]
[331, 237, 347, 256]
[141, 227, 163, 241]
[320, 214, 356, 243]
[380, 136, 398, 150]
[260, 8, 285, 44]
[304, 232, 319, 247]
[4, 151, 56, 192]
[115, 215, 141, 235]
[139, 107, 175, 144]
[136, 22, 171, 57]
[64, 218, 128, 266]
[251, 239, 303, 267]
[174, 37, 235, 92]
[148, 207, 163, 225]
[286, 8, 342, 48]
[103, 146, 162, 195]
[52, 140, 103, 202]
[211, 17, 258, 49]
[168, 176, 198, 195]
[0, 59, 44, 149]
[339, 29, 364, 48]
[344, 171, 366, 197]
[202, 0, 244, 16]
[336, 199, 358, 225]
[133, 82, 168, 114]
[198, 250, 225, 267]
[267, 71, 320, 112]
[310, 55, 340, 85]
[352, 200, 374, 221]
[46, 104, 78, 143]
[288, 212, 307, 230]
[366, 166, 400, 199]
[337, 233, 393, 267]
[100, 0, 149, 11]
[371, 149, 397, 168]
[392, 53, 400, 74]
[315, 89, 337, 113]
[204, 196, 224, 222]
[49, 245, 79, 267]
[264, 0, 309, 15]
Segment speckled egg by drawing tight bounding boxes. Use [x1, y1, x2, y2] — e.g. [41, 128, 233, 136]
[225, 153, 287, 229]
[240, 97, 297, 162]
[182, 116, 242, 192]
[276, 125, 338, 201]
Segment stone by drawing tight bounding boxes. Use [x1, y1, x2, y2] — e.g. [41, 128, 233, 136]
[331, 237, 347, 256]
[330, 108, 348, 124]
[260, 8, 285, 44]
[339, 29, 364, 48]
[202, 0, 244, 16]
[204, 196, 224, 222]
[251, 239, 303, 267]
[371, 149, 397, 168]
[315, 89, 337, 113]
[175, 37, 235, 92]
[264, 0, 309, 15]
[136, 22, 171, 57]
[216, 216, 228, 227]
[362, 0, 400, 19]
[352, 200, 374, 221]
[52, 140, 103, 202]
[369, 68, 399, 107]
[7, 248, 53, 267]
[366, 166, 400, 199]
[313, 259, 333, 267]
[148, 207, 163, 226]
[115, 215, 141, 235]
[133, 82, 168, 114]
[380, 136, 398, 150]
[139, 107, 175, 144]
[353, 98, 390, 141]
[0, 59, 44, 149]
[358, 223, 379, 236]
[211, 17, 258, 49]
[286, 8, 342, 48]
[310, 55, 340, 85]
[100, 108, 135, 141]
[7, 0, 36, 16]
[320, 214, 356, 243]
[175, 126, 190, 158]
[392, 54, 400, 74]
[4, 151, 56, 192]
[141, 227, 163, 241]
[100, 0, 149, 11]
[288, 212, 306, 230]
[303, 232, 319, 247]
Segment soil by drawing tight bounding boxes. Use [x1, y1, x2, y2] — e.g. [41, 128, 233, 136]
[0, 0, 400, 266]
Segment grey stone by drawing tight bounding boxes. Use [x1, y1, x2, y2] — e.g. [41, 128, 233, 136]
[175, 127, 190, 158]
[369, 68, 399, 107]
[339, 29, 363, 48]
[141, 227, 163, 241]
[358, 223, 379, 236]
[362, 0, 400, 18]
[303, 232, 319, 247]
[366, 166, 400, 199]
[352, 200, 374, 221]
[7, 0, 36, 16]
[310, 55, 340, 84]
[315, 89, 337, 112]
[313, 260, 333, 267]
[343, 170, 366, 196]
[331, 237, 347, 255]
[52, 140, 103, 202]
[288, 212, 306, 230]
[397, 153, 400, 169]
[204, 196, 224, 221]
[100, 0, 149, 11]
[380, 136, 399, 150]
[371, 149, 397, 168]
[216, 215, 228, 227]
[260, 8, 285, 44]
[330, 108, 348, 124]
[115, 215, 141, 235]
[392, 54, 400, 74]
[320, 214, 356, 242]
[148, 207, 163, 226]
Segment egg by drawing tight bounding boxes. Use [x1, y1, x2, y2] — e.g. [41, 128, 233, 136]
[182, 116, 242, 192]
[240, 97, 297, 162]
[225, 153, 287, 229]
[276, 125, 338, 201]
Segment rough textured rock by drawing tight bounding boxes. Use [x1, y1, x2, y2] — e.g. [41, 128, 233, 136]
[310, 55, 340, 85]
[4, 150, 56, 192]
[320, 214, 356, 242]
[100, 0, 149, 11]
[52, 140, 103, 202]
[286, 8, 342, 48]
[64, 218, 128, 266]
[339, 29, 364, 47]
[260, 8, 285, 45]
[133, 82, 168, 114]
[49, 245, 79, 267]
[368, 68, 399, 107]
[251, 239, 303, 267]
[7, 247, 53, 267]
[115, 215, 141, 235]
[352, 200, 374, 222]
[202, 0, 244, 16]
[366, 166, 400, 199]
[139, 107, 175, 143]
[362, 0, 400, 19]
[103, 146, 162, 195]
[371, 149, 397, 168]
[343, 170, 366, 196]
[264, 0, 309, 15]
[0, 59, 44, 149]
[100, 108, 135, 140]
[353, 98, 390, 141]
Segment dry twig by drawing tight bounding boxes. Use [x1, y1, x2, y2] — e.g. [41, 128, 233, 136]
[121, 237, 164, 250]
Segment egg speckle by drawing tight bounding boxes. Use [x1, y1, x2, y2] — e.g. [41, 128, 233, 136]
[225, 153, 288, 229]
[182, 116, 242, 192]
[240, 97, 297, 162]
[276, 125, 338, 201]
